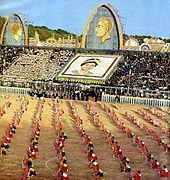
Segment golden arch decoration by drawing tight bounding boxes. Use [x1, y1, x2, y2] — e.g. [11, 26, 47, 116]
[0, 13, 28, 46]
[81, 3, 123, 50]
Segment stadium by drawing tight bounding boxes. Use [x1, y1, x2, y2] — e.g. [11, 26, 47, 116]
[0, 1, 169, 180]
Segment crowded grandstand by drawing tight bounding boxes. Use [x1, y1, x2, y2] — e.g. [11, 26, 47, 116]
[0, 46, 169, 101]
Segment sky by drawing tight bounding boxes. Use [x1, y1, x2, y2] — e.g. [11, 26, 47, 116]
[0, 0, 170, 38]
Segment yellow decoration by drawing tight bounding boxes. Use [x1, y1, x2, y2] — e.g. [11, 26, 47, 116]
[95, 17, 113, 44]
[0, 13, 28, 45]
[81, 3, 123, 49]
[10, 22, 22, 42]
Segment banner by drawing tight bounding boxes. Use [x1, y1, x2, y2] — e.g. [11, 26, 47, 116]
[56, 54, 123, 84]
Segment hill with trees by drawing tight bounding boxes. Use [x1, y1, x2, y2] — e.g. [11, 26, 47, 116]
[0, 16, 169, 44]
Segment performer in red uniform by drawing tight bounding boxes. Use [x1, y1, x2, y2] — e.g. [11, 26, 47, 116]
[151, 159, 160, 169]
[131, 170, 141, 180]
[159, 165, 168, 177]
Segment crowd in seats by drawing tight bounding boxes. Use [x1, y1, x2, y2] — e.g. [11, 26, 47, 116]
[67, 100, 104, 179]
[21, 98, 44, 179]
[109, 51, 169, 96]
[0, 57, 3, 74]
[160, 107, 169, 114]
[1, 47, 75, 81]
[51, 98, 69, 180]
[50, 49, 76, 74]
[0, 46, 24, 74]
[86, 103, 139, 179]
[0, 97, 29, 156]
[0, 46, 169, 99]
[100, 103, 169, 178]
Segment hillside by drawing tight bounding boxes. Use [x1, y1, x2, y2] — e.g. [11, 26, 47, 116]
[0, 16, 169, 44]
[28, 24, 78, 41]
[0, 16, 80, 42]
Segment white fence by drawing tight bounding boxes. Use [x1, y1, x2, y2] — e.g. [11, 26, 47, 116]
[0, 86, 29, 94]
[102, 94, 170, 107]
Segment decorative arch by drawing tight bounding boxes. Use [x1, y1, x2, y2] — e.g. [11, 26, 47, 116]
[81, 3, 123, 50]
[0, 13, 28, 46]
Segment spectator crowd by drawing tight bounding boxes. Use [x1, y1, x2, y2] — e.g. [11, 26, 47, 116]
[0, 46, 169, 100]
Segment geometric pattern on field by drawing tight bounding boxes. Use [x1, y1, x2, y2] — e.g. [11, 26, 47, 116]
[0, 94, 169, 180]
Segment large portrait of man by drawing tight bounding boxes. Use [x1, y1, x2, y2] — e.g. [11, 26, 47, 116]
[10, 22, 22, 42]
[57, 54, 123, 82]
[95, 17, 113, 44]
[81, 4, 123, 50]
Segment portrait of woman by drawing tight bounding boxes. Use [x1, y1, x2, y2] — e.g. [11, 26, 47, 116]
[72, 58, 101, 76]
[57, 54, 122, 81]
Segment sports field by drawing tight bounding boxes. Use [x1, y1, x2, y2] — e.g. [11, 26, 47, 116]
[0, 93, 169, 180]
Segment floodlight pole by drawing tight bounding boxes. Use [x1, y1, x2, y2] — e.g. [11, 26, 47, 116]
[127, 68, 131, 96]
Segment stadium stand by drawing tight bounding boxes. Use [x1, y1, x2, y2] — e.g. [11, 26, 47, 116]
[0, 46, 169, 100]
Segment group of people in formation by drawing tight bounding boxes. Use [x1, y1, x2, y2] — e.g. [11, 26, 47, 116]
[133, 135, 168, 177]
[124, 111, 170, 152]
[101, 103, 168, 178]
[52, 98, 69, 180]
[21, 98, 45, 179]
[0, 101, 11, 118]
[55, 124, 69, 180]
[148, 107, 170, 134]
[0, 100, 12, 154]
[87, 103, 142, 180]
[68, 100, 104, 180]
[0, 96, 28, 156]
[149, 107, 169, 123]
[0, 93, 168, 179]
[137, 109, 170, 135]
